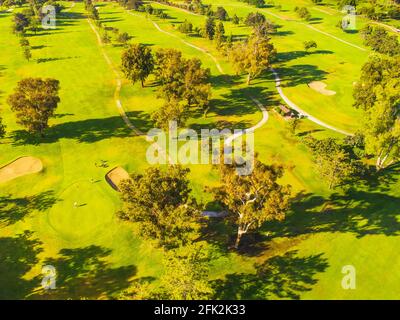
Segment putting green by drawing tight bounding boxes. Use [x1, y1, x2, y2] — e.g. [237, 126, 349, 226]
[47, 181, 115, 241]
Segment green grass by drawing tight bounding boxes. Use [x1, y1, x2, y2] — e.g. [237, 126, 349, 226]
[0, 0, 399, 300]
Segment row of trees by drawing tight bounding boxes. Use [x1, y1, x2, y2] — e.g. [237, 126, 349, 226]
[20, 38, 32, 61]
[12, 0, 63, 34]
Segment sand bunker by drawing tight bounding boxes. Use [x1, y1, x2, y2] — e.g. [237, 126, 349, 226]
[0, 156, 43, 183]
[105, 167, 130, 191]
[308, 81, 336, 96]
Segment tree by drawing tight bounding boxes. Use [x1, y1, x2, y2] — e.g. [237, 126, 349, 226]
[154, 49, 211, 113]
[210, 158, 291, 249]
[150, 244, 214, 300]
[287, 117, 300, 134]
[214, 21, 225, 48]
[101, 30, 111, 43]
[119, 166, 201, 248]
[303, 40, 317, 52]
[232, 14, 240, 25]
[202, 16, 215, 40]
[23, 46, 32, 61]
[0, 116, 5, 138]
[117, 32, 131, 45]
[304, 137, 361, 189]
[244, 12, 266, 27]
[230, 33, 276, 85]
[121, 43, 154, 87]
[12, 13, 30, 34]
[7, 78, 60, 135]
[295, 7, 311, 21]
[182, 58, 211, 115]
[155, 48, 186, 100]
[177, 19, 193, 34]
[361, 25, 400, 57]
[353, 55, 400, 170]
[215, 6, 228, 21]
[19, 38, 29, 47]
[152, 98, 189, 129]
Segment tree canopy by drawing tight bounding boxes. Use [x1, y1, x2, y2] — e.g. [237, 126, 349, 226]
[119, 166, 202, 248]
[7, 78, 60, 135]
[210, 158, 291, 248]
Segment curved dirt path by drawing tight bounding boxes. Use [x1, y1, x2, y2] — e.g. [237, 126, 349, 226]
[132, 7, 357, 136]
[127, 11, 269, 143]
[270, 68, 353, 136]
[224, 98, 269, 145]
[87, 18, 141, 134]
[87, 18, 172, 163]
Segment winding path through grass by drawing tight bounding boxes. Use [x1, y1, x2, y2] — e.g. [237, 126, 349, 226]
[126, 10, 269, 143]
[270, 68, 353, 136]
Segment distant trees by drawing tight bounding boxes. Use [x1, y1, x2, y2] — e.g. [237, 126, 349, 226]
[244, 12, 266, 27]
[295, 7, 311, 21]
[119, 166, 202, 248]
[19, 37, 32, 61]
[229, 33, 276, 85]
[177, 19, 193, 34]
[240, 0, 266, 8]
[120, 0, 143, 10]
[23, 46, 32, 61]
[214, 21, 226, 48]
[215, 6, 229, 21]
[121, 43, 154, 87]
[116, 32, 131, 45]
[12, 12, 30, 34]
[303, 40, 317, 52]
[0, 116, 5, 138]
[287, 117, 301, 134]
[210, 158, 291, 249]
[244, 12, 276, 36]
[84, 0, 100, 20]
[353, 55, 400, 171]
[202, 16, 216, 40]
[7, 78, 60, 135]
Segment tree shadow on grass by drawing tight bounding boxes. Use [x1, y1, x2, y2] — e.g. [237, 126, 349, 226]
[35, 245, 138, 299]
[0, 191, 58, 227]
[37, 56, 80, 63]
[277, 50, 333, 63]
[267, 188, 400, 239]
[0, 231, 43, 300]
[309, 17, 323, 25]
[11, 112, 153, 145]
[59, 11, 86, 20]
[276, 64, 328, 87]
[209, 86, 277, 119]
[212, 250, 329, 299]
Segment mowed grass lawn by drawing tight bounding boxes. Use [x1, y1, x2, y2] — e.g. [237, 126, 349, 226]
[0, 0, 399, 299]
